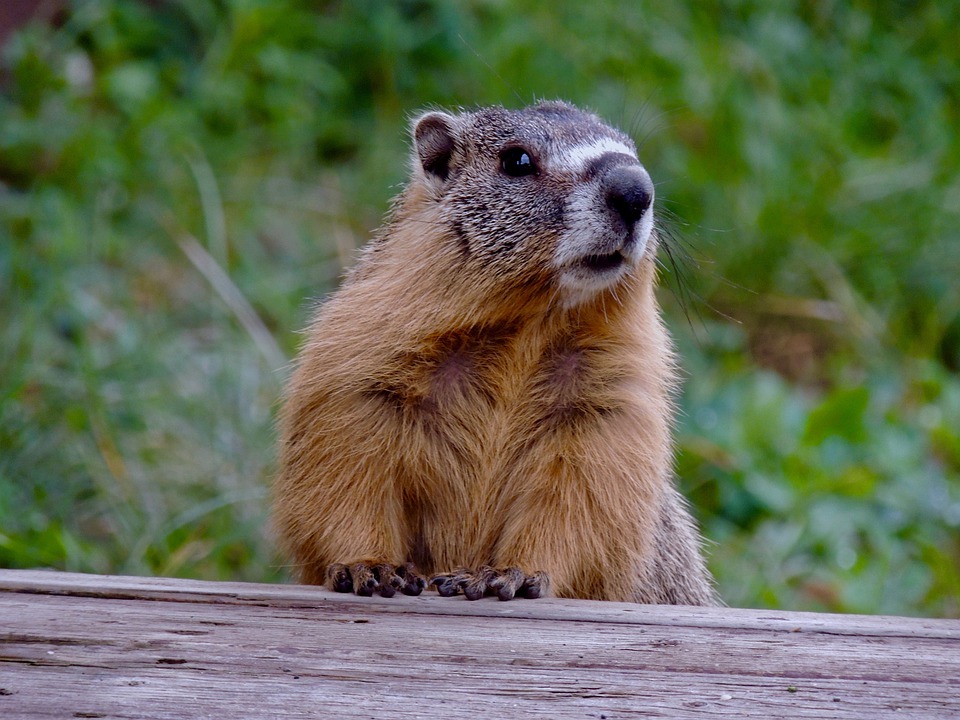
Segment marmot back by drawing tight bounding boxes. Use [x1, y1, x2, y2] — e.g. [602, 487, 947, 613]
[274, 101, 716, 604]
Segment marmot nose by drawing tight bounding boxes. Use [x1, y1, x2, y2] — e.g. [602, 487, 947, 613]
[603, 166, 654, 226]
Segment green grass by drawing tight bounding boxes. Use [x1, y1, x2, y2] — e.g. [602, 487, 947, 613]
[1, 0, 958, 615]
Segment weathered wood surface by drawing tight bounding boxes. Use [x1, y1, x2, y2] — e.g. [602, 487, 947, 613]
[1, 569, 957, 719]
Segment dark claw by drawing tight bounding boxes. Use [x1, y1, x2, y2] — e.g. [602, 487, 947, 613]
[373, 563, 405, 598]
[463, 566, 496, 601]
[402, 573, 427, 596]
[350, 563, 380, 597]
[431, 568, 474, 597]
[490, 567, 525, 601]
[326, 563, 354, 593]
[518, 571, 549, 599]
[355, 581, 376, 597]
[463, 583, 485, 601]
[431, 575, 463, 597]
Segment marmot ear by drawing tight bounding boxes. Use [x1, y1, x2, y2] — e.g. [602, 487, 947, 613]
[413, 111, 457, 182]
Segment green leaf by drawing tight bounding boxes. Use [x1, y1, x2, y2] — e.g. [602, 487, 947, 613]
[803, 386, 870, 445]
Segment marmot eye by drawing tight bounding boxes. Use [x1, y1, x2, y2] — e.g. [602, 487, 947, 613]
[500, 146, 537, 177]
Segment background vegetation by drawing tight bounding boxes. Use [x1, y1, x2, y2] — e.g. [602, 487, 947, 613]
[2, 0, 958, 616]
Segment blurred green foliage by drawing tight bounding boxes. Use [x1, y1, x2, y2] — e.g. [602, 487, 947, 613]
[1, 0, 958, 615]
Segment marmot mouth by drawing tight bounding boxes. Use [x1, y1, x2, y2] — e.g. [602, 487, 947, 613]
[581, 251, 625, 273]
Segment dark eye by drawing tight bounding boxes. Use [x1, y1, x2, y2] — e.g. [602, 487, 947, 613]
[499, 146, 537, 177]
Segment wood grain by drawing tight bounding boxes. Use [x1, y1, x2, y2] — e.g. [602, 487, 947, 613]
[1, 569, 957, 719]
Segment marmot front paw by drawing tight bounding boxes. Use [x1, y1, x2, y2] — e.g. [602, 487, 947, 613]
[430, 566, 550, 601]
[325, 561, 426, 597]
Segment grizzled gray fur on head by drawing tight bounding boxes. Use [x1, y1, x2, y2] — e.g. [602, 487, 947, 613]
[408, 101, 657, 307]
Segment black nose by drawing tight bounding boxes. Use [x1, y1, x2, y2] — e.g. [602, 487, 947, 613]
[603, 166, 653, 225]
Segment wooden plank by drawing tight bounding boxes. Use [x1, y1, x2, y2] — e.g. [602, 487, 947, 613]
[1, 569, 958, 719]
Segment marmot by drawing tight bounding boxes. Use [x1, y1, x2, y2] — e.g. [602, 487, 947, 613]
[273, 101, 716, 605]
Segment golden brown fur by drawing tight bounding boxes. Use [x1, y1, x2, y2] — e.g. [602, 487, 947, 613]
[273, 102, 716, 604]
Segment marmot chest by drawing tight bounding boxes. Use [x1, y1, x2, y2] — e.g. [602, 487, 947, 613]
[374, 323, 624, 454]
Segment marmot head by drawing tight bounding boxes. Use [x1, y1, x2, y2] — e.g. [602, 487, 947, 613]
[410, 101, 656, 308]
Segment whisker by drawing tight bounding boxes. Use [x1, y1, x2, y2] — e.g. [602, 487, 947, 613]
[610, 283, 623, 308]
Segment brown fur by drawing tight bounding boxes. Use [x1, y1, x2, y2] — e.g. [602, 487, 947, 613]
[273, 103, 716, 604]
